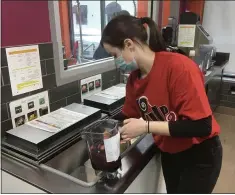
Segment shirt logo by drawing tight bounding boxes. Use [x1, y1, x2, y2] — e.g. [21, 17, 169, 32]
[136, 96, 177, 122]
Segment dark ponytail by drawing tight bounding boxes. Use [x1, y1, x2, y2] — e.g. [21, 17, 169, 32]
[101, 15, 166, 52]
[140, 17, 166, 52]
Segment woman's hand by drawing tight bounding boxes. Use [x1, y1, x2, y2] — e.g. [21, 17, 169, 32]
[119, 118, 146, 141]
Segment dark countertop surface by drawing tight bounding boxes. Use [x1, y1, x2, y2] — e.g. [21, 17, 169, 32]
[1, 52, 230, 193]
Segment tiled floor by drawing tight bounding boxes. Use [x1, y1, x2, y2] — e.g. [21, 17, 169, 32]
[213, 108, 235, 193]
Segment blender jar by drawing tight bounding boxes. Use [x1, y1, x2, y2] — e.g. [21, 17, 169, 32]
[82, 119, 121, 173]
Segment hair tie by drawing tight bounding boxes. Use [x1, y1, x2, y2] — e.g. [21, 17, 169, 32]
[140, 17, 145, 24]
[140, 17, 148, 24]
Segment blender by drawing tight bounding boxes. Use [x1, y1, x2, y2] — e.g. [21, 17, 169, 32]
[82, 119, 126, 179]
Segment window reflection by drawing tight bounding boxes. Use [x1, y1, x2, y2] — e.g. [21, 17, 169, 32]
[60, 0, 141, 69]
[71, 1, 101, 63]
[105, 1, 136, 25]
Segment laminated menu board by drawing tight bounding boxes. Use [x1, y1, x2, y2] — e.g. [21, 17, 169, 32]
[27, 108, 87, 133]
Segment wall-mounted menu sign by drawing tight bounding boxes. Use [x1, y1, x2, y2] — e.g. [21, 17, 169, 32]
[177, 25, 196, 48]
[9, 91, 50, 128]
[80, 74, 102, 102]
[6, 45, 43, 96]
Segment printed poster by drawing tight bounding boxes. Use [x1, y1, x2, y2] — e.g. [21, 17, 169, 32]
[80, 74, 102, 102]
[9, 91, 50, 128]
[177, 25, 196, 48]
[6, 45, 43, 96]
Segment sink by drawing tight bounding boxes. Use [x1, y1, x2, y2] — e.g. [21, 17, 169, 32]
[40, 136, 141, 187]
[40, 139, 100, 187]
[43, 139, 88, 174]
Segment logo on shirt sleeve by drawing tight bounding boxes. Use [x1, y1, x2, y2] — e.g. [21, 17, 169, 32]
[136, 96, 177, 122]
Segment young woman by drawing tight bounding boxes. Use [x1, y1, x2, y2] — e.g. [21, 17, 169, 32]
[101, 15, 222, 194]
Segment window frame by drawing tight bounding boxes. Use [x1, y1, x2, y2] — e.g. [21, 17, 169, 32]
[48, 1, 156, 86]
[68, 1, 106, 60]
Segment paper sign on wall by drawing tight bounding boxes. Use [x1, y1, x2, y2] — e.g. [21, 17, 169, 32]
[177, 25, 196, 48]
[80, 74, 102, 102]
[9, 91, 50, 128]
[6, 45, 43, 96]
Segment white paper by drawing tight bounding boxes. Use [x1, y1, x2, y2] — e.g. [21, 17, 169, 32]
[26, 120, 59, 132]
[104, 132, 120, 162]
[96, 86, 126, 100]
[99, 86, 126, 99]
[95, 93, 119, 100]
[9, 91, 50, 128]
[177, 25, 196, 47]
[104, 86, 125, 96]
[80, 74, 102, 102]
[6, 45, 43, 96]
[27, 108, 87, 133]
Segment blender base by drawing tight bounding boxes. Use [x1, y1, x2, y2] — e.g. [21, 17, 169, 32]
[104, 171, 118, 179]
[85, 159, 120, 180]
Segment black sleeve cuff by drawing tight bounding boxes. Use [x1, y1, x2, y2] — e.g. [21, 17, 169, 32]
[169, 116, 212, 137]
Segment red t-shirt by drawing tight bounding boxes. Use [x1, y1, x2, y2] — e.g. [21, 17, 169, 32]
[122, 51, 220, 154]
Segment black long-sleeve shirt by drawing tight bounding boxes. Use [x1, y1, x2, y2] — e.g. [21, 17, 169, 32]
[114, 112, 212, 137]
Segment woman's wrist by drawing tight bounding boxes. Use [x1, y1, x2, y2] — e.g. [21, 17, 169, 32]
[140, 119, 148, 134]
[148, 121, 170, 136]
[145, 121, 148, 133]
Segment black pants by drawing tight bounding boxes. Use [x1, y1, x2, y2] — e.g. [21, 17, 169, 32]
[161, 136, 223, 194]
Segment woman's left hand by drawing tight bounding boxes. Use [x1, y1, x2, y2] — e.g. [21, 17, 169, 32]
[119, 118, 146, 141]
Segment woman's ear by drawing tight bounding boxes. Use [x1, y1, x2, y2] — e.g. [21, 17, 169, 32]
[124, 39, 134, 49]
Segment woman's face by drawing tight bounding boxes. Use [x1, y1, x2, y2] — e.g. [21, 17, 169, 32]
[103, 39, 136, 64]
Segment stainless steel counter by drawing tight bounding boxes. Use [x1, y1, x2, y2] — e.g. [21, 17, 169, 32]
[204, 53, 229, 111]
[204, 62, 228, 85]
[2, 134, 159, 193]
